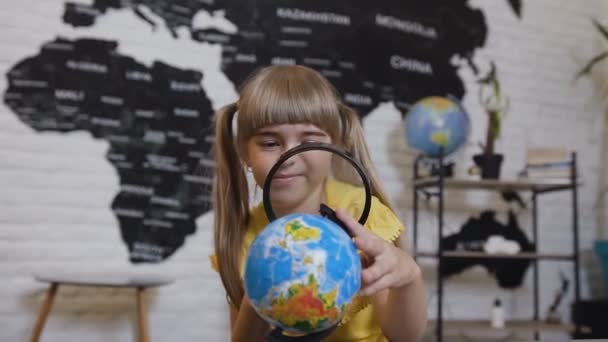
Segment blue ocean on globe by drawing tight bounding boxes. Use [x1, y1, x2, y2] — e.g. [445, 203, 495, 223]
[244, 213, 361, 334]
[404, 96, 470, 158]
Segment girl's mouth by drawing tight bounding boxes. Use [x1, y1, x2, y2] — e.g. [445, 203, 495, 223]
[272, 174, 301, 186]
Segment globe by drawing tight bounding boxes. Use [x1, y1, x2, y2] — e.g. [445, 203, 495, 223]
[404, 96, 470, 158]
[244, 213, 361, 334]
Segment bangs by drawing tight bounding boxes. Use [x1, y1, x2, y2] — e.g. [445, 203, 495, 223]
[236, 66, 342, 144]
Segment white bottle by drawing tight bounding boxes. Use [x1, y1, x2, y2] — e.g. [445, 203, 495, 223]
[491, 298, 505, 329]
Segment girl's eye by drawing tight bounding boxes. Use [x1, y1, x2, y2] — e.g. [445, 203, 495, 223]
[259, 140, 280, 149]
[302, 135, 329, 144]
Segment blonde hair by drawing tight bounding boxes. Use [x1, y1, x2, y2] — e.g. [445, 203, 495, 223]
[212, 65, 394, 309]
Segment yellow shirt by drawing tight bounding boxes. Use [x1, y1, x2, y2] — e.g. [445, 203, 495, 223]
[213, 178, 405, 341]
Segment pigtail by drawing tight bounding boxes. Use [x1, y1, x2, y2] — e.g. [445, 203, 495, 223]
[212, 102, 249, 309]
[335, 103, 394, 211]
[336, 103, 405, 248]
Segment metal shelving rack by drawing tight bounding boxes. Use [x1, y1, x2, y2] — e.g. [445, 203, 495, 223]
[412, 152, 581, 342]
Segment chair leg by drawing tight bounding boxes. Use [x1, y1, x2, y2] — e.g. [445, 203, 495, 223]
[30, 283, 59, 342]
[136, 287, 150, 342]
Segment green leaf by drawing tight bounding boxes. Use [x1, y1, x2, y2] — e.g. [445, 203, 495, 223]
[576, 51, 608, 79]
[489, 110, 501, 137]
[593, 19, 608, 41]
[492, 78, 500, 98]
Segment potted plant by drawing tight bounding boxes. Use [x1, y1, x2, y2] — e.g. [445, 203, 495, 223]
[472, 61, 510, 179]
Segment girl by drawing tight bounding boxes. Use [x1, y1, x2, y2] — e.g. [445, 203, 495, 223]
[211, 65, 427, 341]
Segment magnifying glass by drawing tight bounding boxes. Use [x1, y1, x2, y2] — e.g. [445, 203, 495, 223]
[259, 142, 373, 342]
[262, 142, 373, 236]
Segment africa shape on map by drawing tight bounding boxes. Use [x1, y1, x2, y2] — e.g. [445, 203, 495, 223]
[2, 0, 521, 262]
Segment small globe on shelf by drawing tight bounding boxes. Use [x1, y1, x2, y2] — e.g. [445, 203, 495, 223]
[404, 95, 470, 176]
[244, 213, 361, 335]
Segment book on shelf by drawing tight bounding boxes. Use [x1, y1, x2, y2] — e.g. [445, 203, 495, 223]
[520, 167, 572, 179]
[519, 147, 573, 180]
[525, 147, 571, 166]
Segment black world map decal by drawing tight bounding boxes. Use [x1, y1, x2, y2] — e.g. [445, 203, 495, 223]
[3, 0, 521, 262]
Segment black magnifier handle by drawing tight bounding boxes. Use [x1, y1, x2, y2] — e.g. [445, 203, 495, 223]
[266, 325, 337, 342]
[319, 203, 350, 236]
[261, 142, 373, 232]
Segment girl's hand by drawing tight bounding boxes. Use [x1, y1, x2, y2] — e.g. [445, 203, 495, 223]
[335, 208, 421, 296]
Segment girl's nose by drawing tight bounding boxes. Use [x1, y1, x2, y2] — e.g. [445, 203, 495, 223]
[279, 157, 295, 169]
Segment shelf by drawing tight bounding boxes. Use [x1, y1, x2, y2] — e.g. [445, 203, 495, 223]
[416, 251, 574, 261]
[427, 319, 590, 334]
[412, 153, 581, 342]
[413, 177, 575, 193]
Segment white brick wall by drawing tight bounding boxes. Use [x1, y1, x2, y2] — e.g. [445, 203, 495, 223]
[0, 0, 606, 341]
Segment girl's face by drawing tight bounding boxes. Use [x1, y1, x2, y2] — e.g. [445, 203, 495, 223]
[243, 123, 333, 215]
